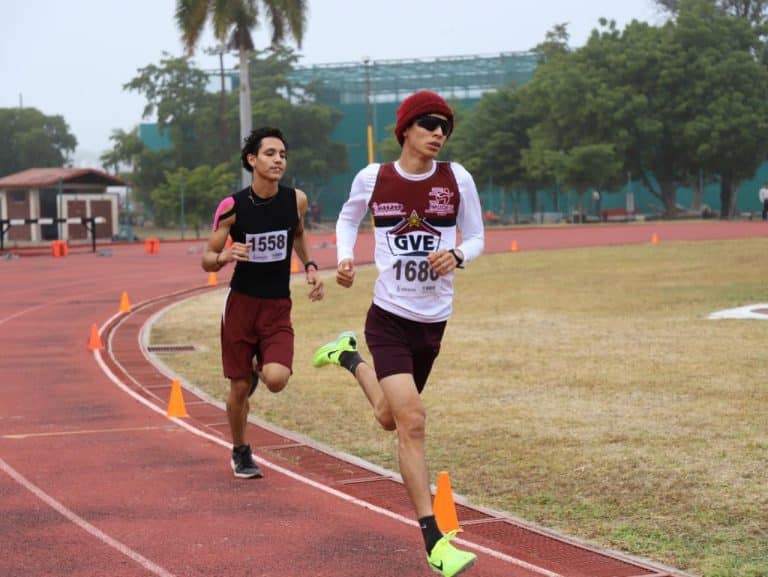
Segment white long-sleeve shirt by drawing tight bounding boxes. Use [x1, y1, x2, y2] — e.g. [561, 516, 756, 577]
[336, 160, 485, 322]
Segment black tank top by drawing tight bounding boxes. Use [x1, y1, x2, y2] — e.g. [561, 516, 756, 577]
[228, 184, 298, 298]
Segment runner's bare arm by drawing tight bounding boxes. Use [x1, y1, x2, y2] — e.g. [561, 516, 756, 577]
[293, 189, 324, 301]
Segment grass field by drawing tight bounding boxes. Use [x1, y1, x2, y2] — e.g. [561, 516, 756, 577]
[150, 238, 768, 577]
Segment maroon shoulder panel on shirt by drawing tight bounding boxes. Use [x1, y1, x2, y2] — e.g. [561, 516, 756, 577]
[369, 162, 460, 226]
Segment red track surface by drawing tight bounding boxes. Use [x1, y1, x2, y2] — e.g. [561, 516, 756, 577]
[2, 221, 765, 577]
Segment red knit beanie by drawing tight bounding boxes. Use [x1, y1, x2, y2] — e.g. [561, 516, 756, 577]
[394, 90, 454, 146]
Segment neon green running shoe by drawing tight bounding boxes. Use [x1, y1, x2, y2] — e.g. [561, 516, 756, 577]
[427, 531, 477, 577]
[312, 331, 357, 368]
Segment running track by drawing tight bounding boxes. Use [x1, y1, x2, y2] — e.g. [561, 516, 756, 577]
[2, 221, 765, 577]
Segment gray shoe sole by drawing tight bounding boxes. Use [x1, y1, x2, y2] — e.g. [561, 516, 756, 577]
[230, 458, 263, 479]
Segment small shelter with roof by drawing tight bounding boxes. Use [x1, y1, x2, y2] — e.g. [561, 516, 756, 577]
[0, 167, 124, 245]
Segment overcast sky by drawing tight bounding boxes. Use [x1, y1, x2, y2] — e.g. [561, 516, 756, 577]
[1, 1, 663, 164]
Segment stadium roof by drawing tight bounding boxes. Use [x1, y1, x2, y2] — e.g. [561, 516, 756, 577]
[289, 51, 540, 104]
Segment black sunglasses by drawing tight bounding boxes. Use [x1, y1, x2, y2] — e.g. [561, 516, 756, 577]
[414, 115, 452, 135]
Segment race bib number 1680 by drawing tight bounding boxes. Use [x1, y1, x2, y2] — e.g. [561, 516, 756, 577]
[390, 257, 440, 296]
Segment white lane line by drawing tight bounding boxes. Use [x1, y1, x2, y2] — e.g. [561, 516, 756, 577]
[0, 456, 178, 577]
[2, 425, 169, 440]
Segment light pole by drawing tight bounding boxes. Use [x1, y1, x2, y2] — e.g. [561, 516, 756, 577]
[124, 183, 135, 241]
[237, 38, 253, 188]
[205, 44, 229, 155]
[180, 172, 186, 241]
[363, 57, 375, 164]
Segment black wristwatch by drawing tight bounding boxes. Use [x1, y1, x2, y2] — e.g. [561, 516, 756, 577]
[304, 260, 318, 272]
[449, 249, 464, 268]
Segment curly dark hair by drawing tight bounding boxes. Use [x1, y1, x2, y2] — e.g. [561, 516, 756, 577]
[241, 127, 287, 172]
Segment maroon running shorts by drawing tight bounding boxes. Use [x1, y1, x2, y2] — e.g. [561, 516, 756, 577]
[220, 289, 294, 380]
[364, 303, 447, 393]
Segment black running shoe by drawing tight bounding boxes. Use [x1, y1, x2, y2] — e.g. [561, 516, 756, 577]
[231, 444, 263, 478]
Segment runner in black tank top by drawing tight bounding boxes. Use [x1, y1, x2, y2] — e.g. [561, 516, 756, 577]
[201, 127, 325, 479]
[228, 183, 298, 299]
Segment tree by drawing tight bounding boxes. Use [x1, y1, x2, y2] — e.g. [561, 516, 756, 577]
[534, 23, 572, 62]
[124, 54, 217, 169]
[121, 54, 233, 212]
[175, 0, 307, 187]
[517, 22, 633, 210]
[453, 87, 540, 220]
[454, 88, 531, 188]
[0, 108, 77, 176]
[100, 128, 144, 175]
[515, 4, 768, 218]
[563, 144, 623, 213]
[100, 128, 147, 224]
[655, 0, 768, 23]
[151, 164, 233, 237]
[675, 0, 768, 217]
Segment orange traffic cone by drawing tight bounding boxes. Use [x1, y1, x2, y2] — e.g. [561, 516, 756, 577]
[166, 379, 188, 418]
[119, 291, 131, 313]
[650, 232, 659, 245]
[291, 257, 300, 273]
[510, 240, 519, 252]
[207, 272, 218, 287]
[144, 238, 160, 254]
[51, 240, 68, 257]
[87, 323, 104, 351]
[433, 471, 460, 533]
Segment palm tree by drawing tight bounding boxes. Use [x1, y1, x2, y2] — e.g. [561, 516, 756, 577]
[100, 128, 144, 175]
[175, 0, 307, 186]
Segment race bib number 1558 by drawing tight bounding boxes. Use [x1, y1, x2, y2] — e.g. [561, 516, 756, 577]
[246, 230, 288, 263]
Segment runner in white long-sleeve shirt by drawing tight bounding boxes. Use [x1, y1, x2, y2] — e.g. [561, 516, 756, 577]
[312, 90, 484, 577]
